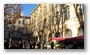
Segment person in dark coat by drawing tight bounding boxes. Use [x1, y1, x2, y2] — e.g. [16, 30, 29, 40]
[19, 41, 23, 49]
[33, 41, 36, 49]
[51, 42, 54, 49]
[29, 41, 32, 49]
[72, 42, 77, 49]
[9, 40, 19, 49]
[4, 40, 9, 49]
[38, 42, 41, 49]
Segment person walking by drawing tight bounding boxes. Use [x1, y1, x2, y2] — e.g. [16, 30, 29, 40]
[38, 42, 41, 49]
[4, 40, 9, 49]
[29, 41, 32, 49]
[51, 42, 54, 49]
[33, 41, 36, 49]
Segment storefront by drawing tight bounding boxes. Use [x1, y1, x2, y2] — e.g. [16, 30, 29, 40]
[48, 36, 84, 49]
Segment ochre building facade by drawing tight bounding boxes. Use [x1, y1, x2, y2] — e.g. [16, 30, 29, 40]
[30, 4, 84, 43]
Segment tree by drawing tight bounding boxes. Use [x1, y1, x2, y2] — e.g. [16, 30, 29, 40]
[14, 4, 22, 19]
[73, 4, 84, 32]
[4, 4, 14, 21]
[4, 4, 22, 25]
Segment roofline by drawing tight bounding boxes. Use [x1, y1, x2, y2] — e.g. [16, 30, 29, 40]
[30, 4, 41, 16]
[21, 16, 31, 19]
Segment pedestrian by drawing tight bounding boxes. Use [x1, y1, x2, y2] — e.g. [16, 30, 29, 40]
[19, 41, 23, 49]
[4, 40, 9, 49]
[72, 42, 77, 49]
[51, 42, 54, 49]
[42, 41, 45, 49]
[29, 41, 32, 49]
[38, 42, 41, 49]
[25, 41, 29, 49]
[33, 41, 36, 49]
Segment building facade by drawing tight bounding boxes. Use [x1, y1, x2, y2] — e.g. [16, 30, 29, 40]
[4, 16, 31, 41]
[14, 16, 30, 41]
[30, 4, 84, 43]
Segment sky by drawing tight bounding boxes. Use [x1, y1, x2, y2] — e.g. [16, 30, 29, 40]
[22, 4, 38, 17]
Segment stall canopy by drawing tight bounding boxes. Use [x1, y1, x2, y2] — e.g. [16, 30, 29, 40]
[48, 36, 84, 41]
[48, 37, 66, 41]
[66, 36, 84, 40]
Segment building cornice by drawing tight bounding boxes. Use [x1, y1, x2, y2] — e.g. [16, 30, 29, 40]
[30, 4, 41, 15]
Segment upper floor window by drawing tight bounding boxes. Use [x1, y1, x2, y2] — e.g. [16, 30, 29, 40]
[34, 15, 36, 21]
[56, 12, 58, 18]
[39, 21, 42, 30]
[44, 19, 46, 28]
[19, 21, 20, 24]
[50, 16, 52, 25]
[64, 6, 70, 20]
[40, 10, 42, 17]
[49, 4, 52, 11]
[22, 20, 26, 24]
[56, 12, 60, 24]
[78, 4, 84, 15]
[60, 4, 64, 16]
[44, 6, 46, 14]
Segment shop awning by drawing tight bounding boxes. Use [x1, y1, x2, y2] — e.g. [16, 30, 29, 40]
[48, 37, 66, 41]
[66, 36, 84, 40]
[48, 36, 84, 41]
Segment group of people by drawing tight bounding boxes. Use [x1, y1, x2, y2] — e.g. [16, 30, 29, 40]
[49, 41, 84, 49]
[4, 39, 84, 49]
[4, 40, 41, 49]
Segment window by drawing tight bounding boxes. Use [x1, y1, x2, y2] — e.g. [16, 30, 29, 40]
[56, 12, 59, 23]
[23, 28, 26, 34]
[60, 4, 64, 15]
[50, 16, 52, 25]
[34, 15, 36, 21]
[40, 10, 42, 17]
[39, 21, 42, 30]
[79, 4, 84, 15]
[49, 33, 52, 38]
[19, 21, 20, 24]
[49, 4, 52, 11]
[64, 6, 70, 19]
[44, 19, 46, 28]
[55, 31, 60, 37]
[78, 28, 83, 36]
[65, 29, 72, 38]
[44, 6, 46, 14]
[22, 20, 26, 24]
[60, 32, 62, 37]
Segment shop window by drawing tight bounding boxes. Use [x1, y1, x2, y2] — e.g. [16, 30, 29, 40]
[49, 33, 52, 38]
[78, 28, 83, 36]
[55, 31, 60, 37]
[65, 29, 72, 38]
